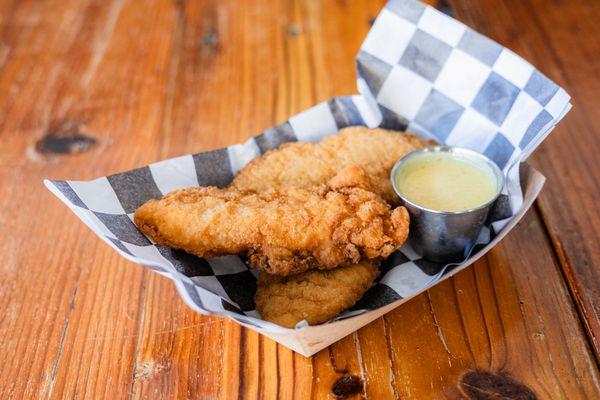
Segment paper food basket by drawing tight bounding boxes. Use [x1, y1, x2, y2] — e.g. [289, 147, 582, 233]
[45, 0, 571, 357]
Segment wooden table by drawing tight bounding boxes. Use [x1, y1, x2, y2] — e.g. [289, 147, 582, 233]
[1, 0, 598, 398]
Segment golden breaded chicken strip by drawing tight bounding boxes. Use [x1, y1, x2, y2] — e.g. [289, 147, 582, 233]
[255, 261, 379, 328]
[231, 127, 433, 204]
[134, 165, 409, 276]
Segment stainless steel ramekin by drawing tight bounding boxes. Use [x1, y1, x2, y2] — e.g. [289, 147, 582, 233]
[390, 146, 504, 263]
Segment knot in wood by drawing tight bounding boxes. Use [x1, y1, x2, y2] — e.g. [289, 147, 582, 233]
[332, 375, 363, 398]
[460, 370, 537, 400]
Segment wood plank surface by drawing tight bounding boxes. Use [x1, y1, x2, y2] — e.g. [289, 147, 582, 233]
[449, 0, 600, 363]
[0, 0, 598, 399]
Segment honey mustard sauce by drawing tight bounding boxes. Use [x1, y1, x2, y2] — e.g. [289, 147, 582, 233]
[394, 152, 498, 212]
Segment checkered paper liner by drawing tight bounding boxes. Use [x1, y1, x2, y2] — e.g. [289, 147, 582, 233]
[46, 0, 571, 333]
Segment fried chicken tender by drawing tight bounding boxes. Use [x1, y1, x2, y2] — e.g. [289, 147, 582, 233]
[134, 165, 409, 276]
[255, 261, 379, 328]
[232, 126, 433, 204]
[232, 127, 425, 326]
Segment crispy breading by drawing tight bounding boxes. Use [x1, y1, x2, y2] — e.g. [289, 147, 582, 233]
[231, 126, 433, 204]
[254, 261, 379, 328]
[134, 165, 409, 276]
[230, 127, 425, 326]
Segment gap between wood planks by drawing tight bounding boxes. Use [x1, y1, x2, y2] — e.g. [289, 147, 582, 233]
[129, 272, 148, 399]
[47, 284, 79, 398]
[535, 202, 600, 368]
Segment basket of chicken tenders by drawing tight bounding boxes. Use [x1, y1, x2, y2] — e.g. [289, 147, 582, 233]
[46, 0, 571, 356]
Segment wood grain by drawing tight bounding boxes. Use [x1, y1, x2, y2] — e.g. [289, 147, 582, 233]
[449, 0, 600, 364]
[0, 0, 598, 399]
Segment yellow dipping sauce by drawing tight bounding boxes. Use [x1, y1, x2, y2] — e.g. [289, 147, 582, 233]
[395, 152, 498, 212]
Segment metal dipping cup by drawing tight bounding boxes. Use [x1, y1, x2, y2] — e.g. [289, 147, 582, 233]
[390, 146, 505, 263]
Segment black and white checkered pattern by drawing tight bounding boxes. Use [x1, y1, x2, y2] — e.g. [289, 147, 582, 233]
[358, 0, 571, 170]
[45, 0, 571, 331]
